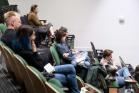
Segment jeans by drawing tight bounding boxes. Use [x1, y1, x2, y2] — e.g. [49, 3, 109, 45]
[116, 67, 131, 87]
[117, 67, 131, 77]
[54, 64, 80, 93]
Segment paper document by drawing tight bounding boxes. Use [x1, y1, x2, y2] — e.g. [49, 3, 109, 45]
[44, 63, 55, 73]
[75, 56, 86, 63]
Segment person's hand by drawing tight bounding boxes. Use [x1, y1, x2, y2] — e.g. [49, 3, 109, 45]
[63, 53, 69, 58]
[30, 31, 36, 41]
[31, 40, 37, 52]
[71, 49, 79, 54]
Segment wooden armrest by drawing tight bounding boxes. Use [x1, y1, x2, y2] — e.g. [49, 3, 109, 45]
[76, 75, 85, 88]
[84, 83, 102, 93]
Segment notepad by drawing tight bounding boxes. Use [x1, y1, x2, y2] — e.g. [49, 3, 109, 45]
[44, 63, 55, 73]
[75, 55, 86, 63]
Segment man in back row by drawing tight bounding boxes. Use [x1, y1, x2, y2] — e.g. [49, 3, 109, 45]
[1, 11, 21, 51]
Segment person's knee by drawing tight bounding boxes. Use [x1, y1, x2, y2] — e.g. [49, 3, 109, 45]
[66, 64, 76, 74]
[116, 77, 125, 87]
[71, 61, 77, 67]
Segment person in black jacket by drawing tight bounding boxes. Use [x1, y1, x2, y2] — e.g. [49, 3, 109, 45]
[1, 11, 21, 50]
[15, 25, 45, 71]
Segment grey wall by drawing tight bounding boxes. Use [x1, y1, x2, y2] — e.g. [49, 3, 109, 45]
[9, 0, 139, 68]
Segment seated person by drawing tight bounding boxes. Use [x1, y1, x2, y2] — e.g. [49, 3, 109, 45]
[15, 25, 80, 93]
[55, 26, 90, 68]
[28, 4, 54, 46]
[100, 49, 136, 87]
[1, 11, 21, 50]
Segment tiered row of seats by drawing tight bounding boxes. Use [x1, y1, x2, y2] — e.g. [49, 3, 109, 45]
[0, 39, 101, 93]
[0, 4, 138, 93]
[0, 41, 65, 93]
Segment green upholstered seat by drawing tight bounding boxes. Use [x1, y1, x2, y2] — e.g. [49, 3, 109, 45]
[94, 58, 100, 64]
[48, 78, 63, 88]
[26, 66, 64, 93]
[50, 43, 61, 65]
[108, 80, 119, 88]
[0, 23, 7, 33]
[0, 40, 5, 44]
[12, 54, 33, 93]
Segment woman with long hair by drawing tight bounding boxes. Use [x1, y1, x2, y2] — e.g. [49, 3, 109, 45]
[55, 26, 91, 68]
